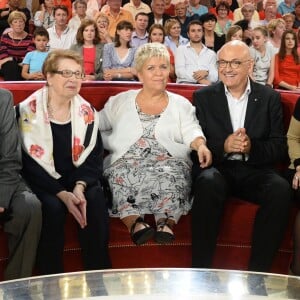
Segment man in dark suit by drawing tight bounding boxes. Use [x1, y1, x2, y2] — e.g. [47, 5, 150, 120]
[192, 40, 292, 272]
[0, 89, 41, 280]
[147, 0, 171, 31]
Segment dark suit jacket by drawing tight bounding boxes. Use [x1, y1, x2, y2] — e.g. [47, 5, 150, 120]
[193, 80, 288, 167]
[147, 13, 171, 32]
[0, 89, 23, 208]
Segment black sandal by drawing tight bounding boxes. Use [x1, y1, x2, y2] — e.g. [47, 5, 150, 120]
[155, 218, 175, 244]
[130, 217, 154, 245]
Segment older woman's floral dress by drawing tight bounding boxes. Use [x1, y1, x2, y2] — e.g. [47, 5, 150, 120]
[103, 104, 192, 223]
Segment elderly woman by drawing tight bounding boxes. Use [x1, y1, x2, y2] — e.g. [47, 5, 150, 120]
[103, 20, 136, 81]
[70, 19, 104, 80]
[267, 18, 286, 53]
[94, 12, 113, 44]
[99, 43, 212, 245]
[0, 11, 35, 81]
[16, 50, 111, 275]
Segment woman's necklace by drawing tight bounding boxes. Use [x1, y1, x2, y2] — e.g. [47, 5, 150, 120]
[11, 32, 25, 46]
[47, 100, 71, 122]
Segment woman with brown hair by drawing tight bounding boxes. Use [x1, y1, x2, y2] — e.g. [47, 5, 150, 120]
[102, 20, 136, 81]
[71, 19, 104, 80]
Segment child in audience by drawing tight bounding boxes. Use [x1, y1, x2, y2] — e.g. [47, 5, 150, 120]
[250, 26, 275, 86]
[22, 27, 49, 80]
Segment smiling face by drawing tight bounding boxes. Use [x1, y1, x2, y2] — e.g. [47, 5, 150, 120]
[137, 56, 169, 92]
[169, 22, 181, 38]
[47, 58, 83, 100]
[218, 41, 253, 93]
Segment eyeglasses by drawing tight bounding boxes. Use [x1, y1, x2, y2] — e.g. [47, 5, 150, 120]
[216, 59, 251, 69]
[53, 70, 84, 79]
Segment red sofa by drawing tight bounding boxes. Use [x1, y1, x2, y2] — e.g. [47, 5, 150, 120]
[0, 81, 299, 281]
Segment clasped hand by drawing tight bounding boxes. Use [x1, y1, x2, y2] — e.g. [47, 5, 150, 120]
[197, 144, 212, 168]
[224, 128, 251, 154]
[58, 186, 87, 228]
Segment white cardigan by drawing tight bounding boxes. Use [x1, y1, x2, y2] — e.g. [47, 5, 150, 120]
[99, 89, 205, 169]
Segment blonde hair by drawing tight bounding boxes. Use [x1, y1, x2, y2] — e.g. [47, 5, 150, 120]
[164, 18, 180, 36]
[134, 42, 170, 73]
[94, 12, 110, 25]
[267, 18, 285, 37]
[8, 11, 26, 25]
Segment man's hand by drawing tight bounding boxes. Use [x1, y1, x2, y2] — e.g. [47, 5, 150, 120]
[193, 70, 208, 82]
[224, 128, 251, 154]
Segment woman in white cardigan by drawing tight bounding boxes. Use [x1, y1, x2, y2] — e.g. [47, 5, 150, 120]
[99, 43, 212, 246]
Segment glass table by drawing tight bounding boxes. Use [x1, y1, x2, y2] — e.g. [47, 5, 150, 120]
[1, 268, 300, 299]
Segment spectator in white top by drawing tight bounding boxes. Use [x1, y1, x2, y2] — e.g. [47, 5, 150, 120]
[34, 0, 55, 29]
[123, 0, 151, 19]
[260, 4, 277, 25]
[68, 0, 90, 31]
[131, 12, 149, 48]
[47, 5, 76, 51]
[175, 20, 218, 84]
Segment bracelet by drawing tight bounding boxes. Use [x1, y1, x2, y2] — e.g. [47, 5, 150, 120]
[76, 181, 87, 189]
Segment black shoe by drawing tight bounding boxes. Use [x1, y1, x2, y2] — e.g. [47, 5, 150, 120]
[155, 218, 175, 244]
[130, 217, 154, 245]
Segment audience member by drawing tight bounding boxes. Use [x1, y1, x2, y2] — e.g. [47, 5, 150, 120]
[282, 13, 295, 30]
[22, 27, 49, 80]
[186, 0, 208, 17]
[71, 19, 103, 80]
[101, 0, 134, 38]
[267, 18, 286, 53]
[278, 0, 295, 15]
[260, 4, 277, 25]
[0, 11, 35, 81]
[233, 0, 259, 22]
[192, 40, 292, 273]
[259, 0, 281, 20]
[99, 42, 212, 245]
[148, 23, 176, 81]
[0, 88, 41, 280]
[164, 18, 188, 54]
[200, 12, 226, 52]
[292, 0, 300, 29]
[250, 25, 275, 85]
[241, 3, 260, 28]
[147, 0, 171, 31]
[273, 29, 300, 90]
[47, 5, 77, 51]
[17, 49, 111, 275]
[94, 12, 113, 43]
[164, 0, 175, 15]
[234, 19, 253, 45]
[131, 12, 149, 48]
[103, 20, 136, 81]
[226, 24, 243, 41]
[73, 0, 99, 19]
[123, 0, 151, 19]
[71, 19, 104, 80]
[33, 0, 55, 29]
[68, 0, 90, 32]
[54, 0, 72, 19]
[286, 97, 300, 276]
[0, 0, 30, 35]
[175, 20, 218, 84]
[210, 0, 234, 20]
[174, 1, 198, 39]
[215, 1, 232, 35]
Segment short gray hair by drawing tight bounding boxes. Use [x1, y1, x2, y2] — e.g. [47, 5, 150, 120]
[134, 43, 170, 73]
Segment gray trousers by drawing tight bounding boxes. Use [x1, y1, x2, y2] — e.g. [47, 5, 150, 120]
[3, 180, 42, 280]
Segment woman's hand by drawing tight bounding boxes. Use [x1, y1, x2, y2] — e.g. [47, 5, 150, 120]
[103, 70, 113, 81]
[57, 190, 87, 228]
[197, 144, 212, 168]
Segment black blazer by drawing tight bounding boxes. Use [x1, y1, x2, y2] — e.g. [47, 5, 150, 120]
[193, 80, 288, 166]
[147, 13, 171, 31]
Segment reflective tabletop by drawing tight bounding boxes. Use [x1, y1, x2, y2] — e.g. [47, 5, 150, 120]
[1, 268, 300, 299]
